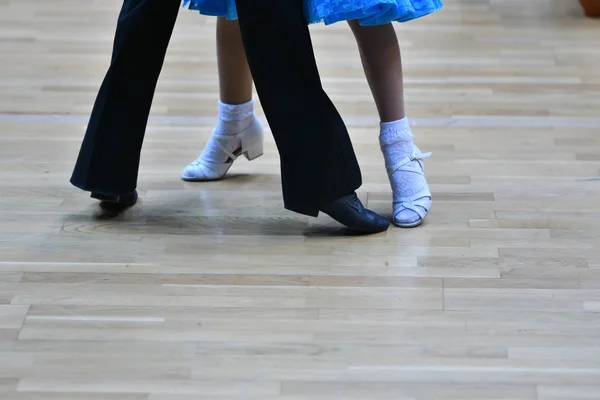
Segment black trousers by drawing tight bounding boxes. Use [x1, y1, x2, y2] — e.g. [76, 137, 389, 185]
[70, 0, 362, 216]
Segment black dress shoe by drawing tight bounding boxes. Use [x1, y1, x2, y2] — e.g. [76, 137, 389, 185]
[91, 190, 138, 210]
[320, 193, 389, 234]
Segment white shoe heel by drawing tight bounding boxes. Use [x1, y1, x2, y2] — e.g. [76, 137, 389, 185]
[181, 116, 264, 181]
[243, 135, 264, 161]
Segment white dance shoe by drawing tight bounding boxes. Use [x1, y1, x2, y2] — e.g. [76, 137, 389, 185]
[383, 144, 432, 228]
[181, 116, 264, 181]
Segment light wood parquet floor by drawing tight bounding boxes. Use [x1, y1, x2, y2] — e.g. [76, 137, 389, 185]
[1, 0, 600, 399]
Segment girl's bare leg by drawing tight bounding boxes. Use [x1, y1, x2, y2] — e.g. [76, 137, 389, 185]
[347, 20, 404, 122]
[181, 17, 264, 181]
[348, 20, 431, 228]
[217, 17, 253, 104]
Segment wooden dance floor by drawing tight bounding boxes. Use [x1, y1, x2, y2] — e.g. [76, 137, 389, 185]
[1, 0, 600, 398]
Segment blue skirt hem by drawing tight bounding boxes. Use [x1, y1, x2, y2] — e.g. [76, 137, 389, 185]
[182, 0, 443, 25]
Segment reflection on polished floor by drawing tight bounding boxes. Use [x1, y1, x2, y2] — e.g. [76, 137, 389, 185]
[1, 0, 600, 399]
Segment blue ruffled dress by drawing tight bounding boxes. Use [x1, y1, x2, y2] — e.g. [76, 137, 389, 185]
[182, 0, 442, 26]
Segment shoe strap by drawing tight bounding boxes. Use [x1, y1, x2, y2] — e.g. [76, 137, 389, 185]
[190, 129, 246, 172]
[386, 151, 432, 175]
[193, 118, 260, 169]
[211, 132, 240, 161]
[394, 197, 430, 219]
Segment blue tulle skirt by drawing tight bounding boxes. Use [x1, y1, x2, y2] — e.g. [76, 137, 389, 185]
[182, 0, 443, 26]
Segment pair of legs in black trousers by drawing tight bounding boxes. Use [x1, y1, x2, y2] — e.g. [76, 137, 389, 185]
[71, 0, 389, 233]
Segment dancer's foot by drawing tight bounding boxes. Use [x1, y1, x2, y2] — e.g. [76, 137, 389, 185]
[320, 193, 389, 234]
[380, 118, 432, 228]
[181, 100, 264, 181]
[91, 190, 138, 211]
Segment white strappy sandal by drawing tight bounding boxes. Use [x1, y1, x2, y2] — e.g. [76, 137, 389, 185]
[384, 146, 432, 228]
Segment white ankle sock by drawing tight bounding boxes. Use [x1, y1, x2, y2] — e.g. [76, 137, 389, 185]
[202, 100, 256, 164]
[379, 117, 414, 155]
[214, 100, 255, 136]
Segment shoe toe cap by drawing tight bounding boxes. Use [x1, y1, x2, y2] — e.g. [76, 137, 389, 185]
[365, 210, 390, 232]
[181, 165, 212, 181]
[393, 209, 424, 228]
[181, 165, 198, 180]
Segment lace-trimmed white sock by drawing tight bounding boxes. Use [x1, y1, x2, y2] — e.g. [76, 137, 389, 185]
[202, 100, 255, 164]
